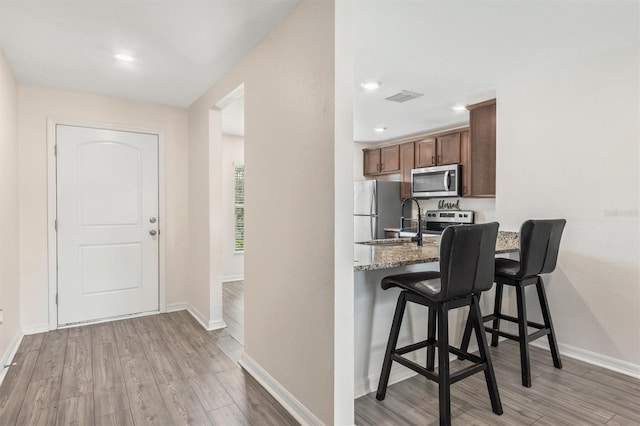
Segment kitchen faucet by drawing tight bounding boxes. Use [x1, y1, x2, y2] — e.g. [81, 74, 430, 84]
[400, 197, 423, 246]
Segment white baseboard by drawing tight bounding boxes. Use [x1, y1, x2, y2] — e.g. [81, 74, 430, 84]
[21, 324, 50, 335]
[239, 352, 323, 426]
[355, 364, 418, 399]
[187, 305, 227, 331]
[222, 275, 244, 283]
[166, 302, 227, 331]
[0, 332, 24, 387]
[531, 340, 640, 379]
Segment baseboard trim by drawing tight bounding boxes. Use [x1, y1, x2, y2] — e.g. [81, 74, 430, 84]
[354, 364, 418, 399]
[531, 340, 640, 379]
[186, 305, 227, 331]
[222, 275, 244, 283]
[21, 324, 50, 335]
[0, 332, 24, 387]
[239, 352, 323, 426]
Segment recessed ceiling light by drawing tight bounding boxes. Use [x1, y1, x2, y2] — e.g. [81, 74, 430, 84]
[361, 81, 381, 91]
[114, 53, 134, 62]
[373, 127, 387, 133]
[451, 105, 467, 111]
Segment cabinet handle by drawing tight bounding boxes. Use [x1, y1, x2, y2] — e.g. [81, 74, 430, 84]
[431, 155, 435, 164]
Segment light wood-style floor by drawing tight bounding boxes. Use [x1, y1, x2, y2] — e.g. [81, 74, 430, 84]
[2, 281, 639, 425]
[0, 309, 297, 425]
[356, 339, 640, 426]
[223, 281, 244, 345]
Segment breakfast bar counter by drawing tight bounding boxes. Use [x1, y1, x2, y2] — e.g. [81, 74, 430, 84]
[353, 230, 520, 398]
[354, 231, 519, 271]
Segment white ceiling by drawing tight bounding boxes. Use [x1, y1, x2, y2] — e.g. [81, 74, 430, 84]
[354, 0, 639, 142]
[0, 0, 637, 139]
[0, 0, 300, 107]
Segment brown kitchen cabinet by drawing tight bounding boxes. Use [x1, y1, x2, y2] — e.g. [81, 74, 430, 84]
[363, 148, 381, 175]
[362, 145, 400, 175]
[414, 138, 436, 168]
[462, 99, 496, 197]
[437, 132, 461, 165]
[414, 133, 461, 168]
[400, 142, 415, 199]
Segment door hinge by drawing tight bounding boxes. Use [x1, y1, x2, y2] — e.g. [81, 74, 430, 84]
[54, 145, 57, 156]
[54, 219, 57, 231]
[55, 294, 58, 305]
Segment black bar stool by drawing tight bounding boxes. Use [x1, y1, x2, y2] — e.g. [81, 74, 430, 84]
[376, 222, 503, 426]
[460, 219, 566, 387]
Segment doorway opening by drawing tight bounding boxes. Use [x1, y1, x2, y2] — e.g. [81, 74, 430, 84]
[219, 86, 245, 345]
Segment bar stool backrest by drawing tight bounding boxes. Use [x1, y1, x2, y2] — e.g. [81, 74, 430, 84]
[440, 222, 499, 300]
[518, 219, 566, 278]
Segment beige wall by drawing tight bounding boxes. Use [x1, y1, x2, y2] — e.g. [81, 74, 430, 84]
[496, 46, 640, 367]
[188, 0, 353, 422]
[18, 85, 189, 331]
[0, 51, 20, 363]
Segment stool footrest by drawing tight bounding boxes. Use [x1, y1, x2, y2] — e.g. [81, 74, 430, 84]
[482, 313, 545, 330]
[484, 326, 550, 342]
[449, 346, 482, 364]
[450, 363, 487, 384]
[395, 339, 435, 356]
[391, 354, 438, 382]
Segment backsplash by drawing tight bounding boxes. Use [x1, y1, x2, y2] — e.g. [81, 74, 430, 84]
[416, 198, 496, 224]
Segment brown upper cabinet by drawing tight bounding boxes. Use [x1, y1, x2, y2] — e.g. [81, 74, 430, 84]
[414, 138, 436, 167]
[414, 132, 461, 168]
[363, 145, 400, 175]
[400, 142, 415, 199]
[462, 99, 496, 197]
[363, 148, 381, 175]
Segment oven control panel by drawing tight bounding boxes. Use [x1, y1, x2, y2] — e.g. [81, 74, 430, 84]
[425, 210, 474, 224]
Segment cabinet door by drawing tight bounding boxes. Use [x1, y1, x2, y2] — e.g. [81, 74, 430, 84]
[436, 133, 461, 165]
[415, 138, 436, 168]
[380, 145, 400, 173]
[400, 142, 415, 199]
[460, 130, 471, 196]
[363, 149, 381, 175]
[467, 100, 496, 197]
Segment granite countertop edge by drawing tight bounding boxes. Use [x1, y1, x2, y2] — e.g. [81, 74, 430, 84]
[354, 231, 519, 272]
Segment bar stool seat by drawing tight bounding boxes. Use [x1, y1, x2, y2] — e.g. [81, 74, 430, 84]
[376, 223, 503, 426]
[460, 219, 566, 388]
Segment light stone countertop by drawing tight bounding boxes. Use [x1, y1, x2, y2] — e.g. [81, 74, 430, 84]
[354, 231, 519, 271]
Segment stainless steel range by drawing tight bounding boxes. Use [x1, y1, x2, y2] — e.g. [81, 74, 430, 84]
[423, 210, 475, 234]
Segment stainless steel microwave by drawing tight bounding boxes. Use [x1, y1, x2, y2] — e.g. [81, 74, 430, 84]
[411, 164, 461, 198]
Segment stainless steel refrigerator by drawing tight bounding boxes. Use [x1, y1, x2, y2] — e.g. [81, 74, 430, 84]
[354, 180, 401, 242]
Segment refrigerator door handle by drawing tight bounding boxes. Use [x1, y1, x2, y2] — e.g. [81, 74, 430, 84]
[371, 216, 375, 241]
[371, 182, 376, 215]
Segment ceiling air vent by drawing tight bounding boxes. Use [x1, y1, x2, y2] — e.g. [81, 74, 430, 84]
[386, 90, 424, 103]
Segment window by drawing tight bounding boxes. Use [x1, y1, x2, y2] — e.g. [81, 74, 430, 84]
[234, 163, 245, 252]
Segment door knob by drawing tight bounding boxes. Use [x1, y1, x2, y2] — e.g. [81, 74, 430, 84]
[149, 217, 157, 223]
[149, 230, 157, 236]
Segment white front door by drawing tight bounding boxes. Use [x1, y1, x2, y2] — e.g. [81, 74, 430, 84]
[56, 125, 159, 325]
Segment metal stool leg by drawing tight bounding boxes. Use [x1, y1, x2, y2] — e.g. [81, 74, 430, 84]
[437, 303, 451, 426]
[376, 291, 408, 400]
[458, 304, 474, 358]
[491, 283, 503, 347]
[515, 284, 532, 387]
[536, 277, 562, 369]
[427, 306, 436, 371]
[471, 295, 503, 415]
